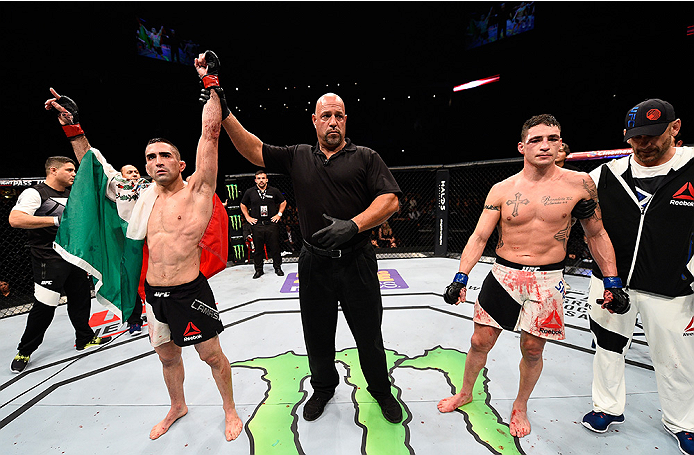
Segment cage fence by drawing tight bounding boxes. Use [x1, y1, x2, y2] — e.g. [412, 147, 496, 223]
[0, 156, 608, 319]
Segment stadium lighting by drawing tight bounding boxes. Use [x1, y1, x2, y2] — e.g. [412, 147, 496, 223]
[453, 74, 500, 92]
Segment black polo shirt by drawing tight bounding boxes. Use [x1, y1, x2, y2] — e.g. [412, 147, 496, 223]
[240, 185, 285, 221]
[262, 138, 401, 247]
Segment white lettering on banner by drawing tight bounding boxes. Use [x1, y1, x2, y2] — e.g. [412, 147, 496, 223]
[438, 180, 447, 211]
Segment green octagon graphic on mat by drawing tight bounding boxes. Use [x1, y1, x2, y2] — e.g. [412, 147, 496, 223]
[231, 346, 525, 455]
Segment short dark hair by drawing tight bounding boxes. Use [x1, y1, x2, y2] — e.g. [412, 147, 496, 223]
[255, 169, 267, 176]
[520, 114, 561, 142]
[146, 137, 181, 161]
[45, 156, 76, 175]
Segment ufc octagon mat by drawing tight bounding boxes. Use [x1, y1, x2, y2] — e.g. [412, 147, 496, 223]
[0, 258, 678, 455]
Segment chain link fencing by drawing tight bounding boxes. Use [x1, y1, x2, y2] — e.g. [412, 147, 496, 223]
[0, 157, 611, 319]
[223, 157, 606, 268]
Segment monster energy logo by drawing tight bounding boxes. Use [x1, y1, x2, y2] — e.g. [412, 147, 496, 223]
[227, 183, 239, 201]
[231, 346, 525, 455]
[232, 244, 245, 260]
[229, 214, 242, 231]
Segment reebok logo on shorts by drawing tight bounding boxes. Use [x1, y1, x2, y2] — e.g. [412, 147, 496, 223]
[684, 316, 694, 337]
[539, 309, 563, 335]
[183, 322, 202, 342]
[191, 299, 220, 320]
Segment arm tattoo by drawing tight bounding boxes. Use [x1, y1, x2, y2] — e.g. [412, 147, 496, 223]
[591, 202, 603, 221]
[496, 225, 504, 249]
[582, 178, 598, 201]
[582, 178, 602, 221]
[554, 218, 571, 249]
[485, 204, 500, 211]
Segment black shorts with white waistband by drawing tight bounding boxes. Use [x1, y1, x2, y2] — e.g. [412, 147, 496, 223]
[145, 272, 224, 347]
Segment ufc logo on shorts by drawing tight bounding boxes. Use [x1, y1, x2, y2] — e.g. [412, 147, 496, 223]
[521, 266, 539, 272]
[153, 291, 170, 298]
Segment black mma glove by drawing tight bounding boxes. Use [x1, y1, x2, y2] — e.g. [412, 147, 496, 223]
[54, 96, 80, 124]
[598, 276, 630, 314]
[199, 87, 231, 120]
[311, 214, 358, 250]
[201, 50, 221, 87]
[572, 198, 597, 219]
[198, 50, 230, 119]
[49, 93, 84, 138]
[443, 272, 468, 305]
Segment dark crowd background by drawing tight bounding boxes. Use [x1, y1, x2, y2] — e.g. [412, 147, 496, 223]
[1, 1, 693, 191]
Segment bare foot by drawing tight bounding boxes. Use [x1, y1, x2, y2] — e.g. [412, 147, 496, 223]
[225, 409, 243, 441]
[509, 408, 531, 437]
[437, 392, 472, 413]
[150, 405, 188, 440]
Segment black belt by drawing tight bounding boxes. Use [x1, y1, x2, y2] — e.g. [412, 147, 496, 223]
[495, 256, 565, 271]
[254, 220, 275, 226]
[303, 239, 369, 258]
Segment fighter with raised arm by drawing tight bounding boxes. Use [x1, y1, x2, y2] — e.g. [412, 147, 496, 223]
[44, 52, 242, 441]
[438, 114, 629, 438]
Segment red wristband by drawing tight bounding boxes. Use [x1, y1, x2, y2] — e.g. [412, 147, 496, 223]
[202, 74, 220, 88]
[62, 124, 84, 138]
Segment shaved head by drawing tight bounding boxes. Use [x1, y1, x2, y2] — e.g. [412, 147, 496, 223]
[312, 93, 347, 153]
[315, 93, 345, 116]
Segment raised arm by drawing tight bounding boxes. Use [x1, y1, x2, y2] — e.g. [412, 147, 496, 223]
[189, 88, 221, 193]
[195, 51, 264, 167]
[188, 51, 230, 193]
[221, 113, 265, 167]
[44, 88, 91, 163]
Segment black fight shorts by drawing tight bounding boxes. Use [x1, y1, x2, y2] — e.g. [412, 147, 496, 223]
[144, 272, 224, 347]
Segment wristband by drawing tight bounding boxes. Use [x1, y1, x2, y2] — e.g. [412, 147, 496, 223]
[53, 216, 60, 227]
[277, 212, 283, 216]
[453, 272, 468, 286]
[603, 276, 622, 288]
[202, 74, 220, 88]
[62, 124, 84, 138]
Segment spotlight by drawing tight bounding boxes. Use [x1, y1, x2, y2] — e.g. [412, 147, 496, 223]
[453, 74, 500, 92]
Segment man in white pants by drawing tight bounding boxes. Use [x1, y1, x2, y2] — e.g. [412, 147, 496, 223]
[582, 98, 694, 455]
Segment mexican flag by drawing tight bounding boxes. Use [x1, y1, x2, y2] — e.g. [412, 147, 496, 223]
[54, 148, 228, 321]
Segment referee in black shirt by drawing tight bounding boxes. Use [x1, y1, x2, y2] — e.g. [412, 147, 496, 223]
[200, 55, 403, 424]
[240, 170, 287, 278]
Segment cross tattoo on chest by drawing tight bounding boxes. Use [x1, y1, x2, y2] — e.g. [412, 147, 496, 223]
[506, 192, 529, 217]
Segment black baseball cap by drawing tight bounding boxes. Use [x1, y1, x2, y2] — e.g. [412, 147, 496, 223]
[623, 98, 676, 142]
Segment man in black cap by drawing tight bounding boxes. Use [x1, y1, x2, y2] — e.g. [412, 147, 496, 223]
[240, 170, 286, 278]
[581, 98, 694, 455]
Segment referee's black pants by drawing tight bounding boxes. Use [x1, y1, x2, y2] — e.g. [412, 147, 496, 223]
[251, 222, 282, 272]
[18, 258, 94, 355]
[298, 242, 392, 400]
